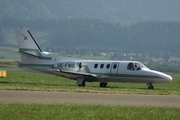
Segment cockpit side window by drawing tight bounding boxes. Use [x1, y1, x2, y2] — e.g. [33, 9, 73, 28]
[135, 63, 141, 70]
[127, 62, 134, 70]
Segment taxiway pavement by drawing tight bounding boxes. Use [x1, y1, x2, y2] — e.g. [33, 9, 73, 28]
[0, 90, 180, 107]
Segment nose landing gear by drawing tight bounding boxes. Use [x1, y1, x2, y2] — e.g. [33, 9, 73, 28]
[147, 83, 154, 90]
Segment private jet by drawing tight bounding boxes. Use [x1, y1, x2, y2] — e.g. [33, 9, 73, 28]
[15, 27, 172, 89]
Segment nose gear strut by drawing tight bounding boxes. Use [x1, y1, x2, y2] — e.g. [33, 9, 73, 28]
[147, 83, 154, 90]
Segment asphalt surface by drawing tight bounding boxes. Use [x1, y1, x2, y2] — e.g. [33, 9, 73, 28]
[0, 90, 180, 107]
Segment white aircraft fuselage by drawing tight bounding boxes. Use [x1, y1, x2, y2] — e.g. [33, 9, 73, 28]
[15, 27, 172, 89]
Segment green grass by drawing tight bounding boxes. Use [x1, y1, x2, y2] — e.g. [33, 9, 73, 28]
[0, 103, 179, 120]
[0, 70, 180, 95]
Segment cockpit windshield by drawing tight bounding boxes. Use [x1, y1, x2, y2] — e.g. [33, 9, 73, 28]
[138, 63, 147, 69]
[127, 62, 147, 71]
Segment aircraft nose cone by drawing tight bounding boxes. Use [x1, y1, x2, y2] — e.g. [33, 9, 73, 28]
[166, 75, 172, 81]
[148, 70, 172, 83]
[161, 74, 172, 82]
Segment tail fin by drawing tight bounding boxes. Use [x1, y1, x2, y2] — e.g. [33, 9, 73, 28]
[15, 27, 52, 60]
[15, 27, 43, 57]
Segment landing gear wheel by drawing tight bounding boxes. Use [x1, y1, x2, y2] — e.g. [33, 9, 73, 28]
[100, 82, 107, 88]
[147, 83, 154, 90]
[78, 81, 85, 87]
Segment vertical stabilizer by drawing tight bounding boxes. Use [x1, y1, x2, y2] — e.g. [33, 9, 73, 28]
[15, 27, 51, 62]
[15, 27, 42, 51]
[15, 27, 42, 57]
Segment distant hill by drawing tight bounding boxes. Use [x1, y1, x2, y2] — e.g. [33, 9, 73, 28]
[46, 20, 180, 53]
[0, 0, 180, 23]
[1, 18, 179, 54]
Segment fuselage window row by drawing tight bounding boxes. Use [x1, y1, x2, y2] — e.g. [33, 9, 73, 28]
[94, 63, 111, 69]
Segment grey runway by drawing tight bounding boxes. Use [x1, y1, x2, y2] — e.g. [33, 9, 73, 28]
[0, 90, 180, 107]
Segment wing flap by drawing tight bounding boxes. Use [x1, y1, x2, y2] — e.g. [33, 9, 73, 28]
[47, 69, 100, 78]
[61, 69, 98, 77]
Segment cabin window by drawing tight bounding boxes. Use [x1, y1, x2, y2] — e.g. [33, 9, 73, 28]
[106, 64, 110, 69]
[100, 64, 104, 69]
[113, 64, 117, 69]
[127, 62, 134, 70]
[94, 64, 98, 68]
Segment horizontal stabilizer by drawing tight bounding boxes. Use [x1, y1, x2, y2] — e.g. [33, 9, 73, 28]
[18, 50, 41, 58]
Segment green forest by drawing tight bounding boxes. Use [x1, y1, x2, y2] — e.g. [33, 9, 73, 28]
[0, 18, 180, 53]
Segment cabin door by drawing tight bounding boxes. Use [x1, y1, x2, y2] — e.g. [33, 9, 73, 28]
[110, 62, 119, 74]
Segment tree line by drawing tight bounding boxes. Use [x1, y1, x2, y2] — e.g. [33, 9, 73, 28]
[0, 17, 180, 53]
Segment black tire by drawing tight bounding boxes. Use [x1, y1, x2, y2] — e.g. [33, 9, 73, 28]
[78, 81, 85, 87]
[148, 85, 154, 90]
[100, 82, 107, 88]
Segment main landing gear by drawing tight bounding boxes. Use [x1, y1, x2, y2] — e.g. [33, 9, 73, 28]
[77, 78, 85, 87]
[100, 82, 107, 88]
[78, 81, 85, 87]
[77, 81, 108, 88]
[147, 83, 154, 90]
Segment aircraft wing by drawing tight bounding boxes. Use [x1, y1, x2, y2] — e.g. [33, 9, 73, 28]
[47, 69, 100, 78]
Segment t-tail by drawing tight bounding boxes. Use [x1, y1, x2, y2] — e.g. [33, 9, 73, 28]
[15, 27, 52, 72]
